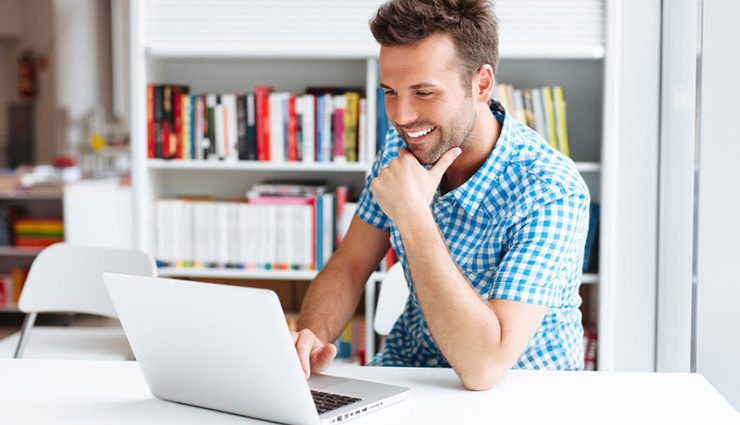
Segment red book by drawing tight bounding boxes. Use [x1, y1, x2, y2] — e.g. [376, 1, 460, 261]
[287, 95, 298, 161]
[15, 238, 65, 248]
[254, 85, 274, 161]
[172, 85, 189, 160]
[146, 84, 154, 158]
[335, 186, 347, 247]
[174, 91, 183, 159]
[333, 99, 345, 161]
[162, 85, 173, 158]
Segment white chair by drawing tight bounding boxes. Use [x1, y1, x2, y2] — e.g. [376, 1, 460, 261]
[10, 243, 156, 359]
[373, 262, 410, 336]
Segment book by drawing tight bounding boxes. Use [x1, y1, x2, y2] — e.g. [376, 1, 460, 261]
[254, 85, 274, 161]
[583, 203, 600, 273]
[344, 92, 360, 162]
[244, 93, 256, 161]
[376, 87, 390, 155]
[553, 86, 571, 157]
[333, 95, 346, 163]
[542, 86, 558, 150]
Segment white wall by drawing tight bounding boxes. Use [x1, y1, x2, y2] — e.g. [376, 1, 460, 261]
[694, 0, 740, 410]
[53, 0, 112, 157]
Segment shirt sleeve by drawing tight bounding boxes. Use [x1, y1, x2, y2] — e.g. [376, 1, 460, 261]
[490, 190, 590, 307]
[355, 140, 393, 232]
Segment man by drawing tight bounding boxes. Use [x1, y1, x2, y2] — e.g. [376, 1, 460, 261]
[294, 0, 590, 391]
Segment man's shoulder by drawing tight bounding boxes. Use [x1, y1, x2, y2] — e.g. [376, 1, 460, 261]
[491, 118, 590, 217]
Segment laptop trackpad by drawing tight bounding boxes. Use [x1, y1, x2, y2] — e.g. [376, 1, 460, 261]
[308, 374, 352, 390]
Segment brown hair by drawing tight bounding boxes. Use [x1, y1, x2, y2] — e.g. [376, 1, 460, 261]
[370, 0, 499, 86]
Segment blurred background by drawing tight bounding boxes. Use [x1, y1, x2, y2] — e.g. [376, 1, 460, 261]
[0, 0, 737, 411]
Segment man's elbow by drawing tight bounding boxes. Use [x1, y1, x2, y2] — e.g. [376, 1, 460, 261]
[459, 364, 509, 391]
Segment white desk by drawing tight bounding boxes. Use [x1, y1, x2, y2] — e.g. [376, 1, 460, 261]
[1, 359, 737, 424]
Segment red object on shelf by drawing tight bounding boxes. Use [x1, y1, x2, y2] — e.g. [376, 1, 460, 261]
[52, 155, 77, 168]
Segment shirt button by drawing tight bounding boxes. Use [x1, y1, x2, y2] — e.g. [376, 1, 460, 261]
[429, 358, 439, 366]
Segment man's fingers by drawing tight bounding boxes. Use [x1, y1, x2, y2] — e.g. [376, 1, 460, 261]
[295, 333, 314, 378]
[430, 147, 462, 181]
[311, 343, 337, 374]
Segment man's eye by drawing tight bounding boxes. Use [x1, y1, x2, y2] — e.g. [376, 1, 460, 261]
[416, 91, 432, 97]
[384, 90, 396, 96]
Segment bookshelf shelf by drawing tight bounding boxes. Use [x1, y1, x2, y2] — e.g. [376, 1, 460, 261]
[575, 162, 601, 173]
[581, 273, 599, 284]
[157, 267, 386, 283]
[146, 45, 605, 61]
[0, 247, 44, 257]
[147, 159, 370, 173]
[0, 192, 63, 201]
[499, 45, 605, 60]
[0, 303, 19, 313]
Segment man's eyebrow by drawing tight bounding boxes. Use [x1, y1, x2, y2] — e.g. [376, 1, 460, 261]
[379, 82, 439, 90]
[409, 82, 438, 90]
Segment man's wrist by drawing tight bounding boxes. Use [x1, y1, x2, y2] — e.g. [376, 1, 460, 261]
[394, 206, 435, 233]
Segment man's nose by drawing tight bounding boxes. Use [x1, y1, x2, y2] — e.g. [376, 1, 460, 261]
[393, 96, 419, 127]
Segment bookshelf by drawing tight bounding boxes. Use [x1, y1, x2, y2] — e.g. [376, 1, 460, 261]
[0, 189, 64, 313]
[131, 0, 662, 371]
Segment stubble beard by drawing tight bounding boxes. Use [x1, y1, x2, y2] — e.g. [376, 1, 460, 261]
[404, 108, 477, 165]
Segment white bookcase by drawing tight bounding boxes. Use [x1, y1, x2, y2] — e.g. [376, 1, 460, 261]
[130, 0, 661, 370]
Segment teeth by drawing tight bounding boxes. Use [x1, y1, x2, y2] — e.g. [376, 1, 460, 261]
[407, 127, 435, 138]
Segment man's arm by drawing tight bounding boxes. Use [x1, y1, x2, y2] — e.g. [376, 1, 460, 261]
[294, 215, 391, 376]
[397, 210, 546, 390]
[369, 147, 550, 390]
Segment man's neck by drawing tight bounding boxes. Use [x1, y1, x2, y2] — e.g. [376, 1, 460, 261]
[441, 103, 502, 194]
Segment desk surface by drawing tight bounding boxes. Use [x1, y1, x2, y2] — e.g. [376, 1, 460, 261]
[1, 359, 737, 424]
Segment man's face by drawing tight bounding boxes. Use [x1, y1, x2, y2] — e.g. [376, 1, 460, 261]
[379, 33, 477, 165]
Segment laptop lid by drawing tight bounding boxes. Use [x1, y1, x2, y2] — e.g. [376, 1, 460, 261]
[103, 272, 319, 425]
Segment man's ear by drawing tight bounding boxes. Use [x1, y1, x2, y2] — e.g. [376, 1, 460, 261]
[474, 64, 495, 102]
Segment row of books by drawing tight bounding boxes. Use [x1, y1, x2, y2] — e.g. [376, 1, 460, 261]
[146, 84, 383, 164]
[0, 267, 29, 307]
[155, 184, 356, 271]
[0, 206, 64, 248]
[495, 83, 571, 157]
[13, 219, 64, 248]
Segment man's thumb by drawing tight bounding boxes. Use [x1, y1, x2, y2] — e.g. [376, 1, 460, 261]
[430, 147, 462, 180]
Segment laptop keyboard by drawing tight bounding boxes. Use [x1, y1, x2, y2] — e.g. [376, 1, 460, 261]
[311, 390, 362, 414]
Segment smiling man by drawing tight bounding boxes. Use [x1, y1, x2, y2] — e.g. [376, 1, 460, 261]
[294, 0, 590, 390]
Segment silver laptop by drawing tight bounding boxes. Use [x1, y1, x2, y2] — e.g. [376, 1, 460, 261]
[102, 272, 409, 425]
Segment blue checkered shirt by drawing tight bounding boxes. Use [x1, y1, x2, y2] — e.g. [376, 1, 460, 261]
[358, 102, 590, 370]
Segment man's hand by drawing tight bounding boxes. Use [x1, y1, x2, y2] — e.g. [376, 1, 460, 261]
[292, 328, 337, 378]
[370, 147, 461, 224]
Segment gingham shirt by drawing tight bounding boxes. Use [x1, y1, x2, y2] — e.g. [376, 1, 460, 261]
[358, 102, 590, 370]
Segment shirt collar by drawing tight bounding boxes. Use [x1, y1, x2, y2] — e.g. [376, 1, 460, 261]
[443, 101, 513, 216]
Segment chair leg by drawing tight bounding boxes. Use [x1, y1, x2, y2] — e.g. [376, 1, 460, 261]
[13, 312, 38, 359]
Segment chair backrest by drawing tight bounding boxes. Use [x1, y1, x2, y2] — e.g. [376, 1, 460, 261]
[373, 262, 410, 336]
[18, 243, 157, 318]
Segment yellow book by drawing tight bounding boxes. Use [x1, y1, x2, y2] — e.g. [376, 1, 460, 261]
[496, 83, 511, 111]
[553, 86, 570, 157]
[344, 92, 360, 163]
[542, 87, 558, 150]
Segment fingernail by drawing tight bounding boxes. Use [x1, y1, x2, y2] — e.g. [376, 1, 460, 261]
[453, 148, 462, 157]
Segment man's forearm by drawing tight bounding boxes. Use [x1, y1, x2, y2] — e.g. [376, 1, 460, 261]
[397, 209, 506, 389]
[298, 253, 367, 343]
